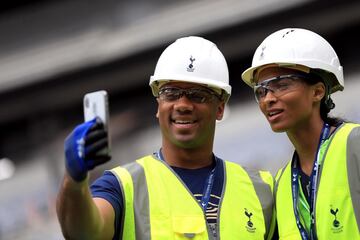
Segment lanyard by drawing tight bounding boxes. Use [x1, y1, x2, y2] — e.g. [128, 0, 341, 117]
[155, 149, 217, 212]
[291, 123, 330, 240]
[200, 166, 216, 211]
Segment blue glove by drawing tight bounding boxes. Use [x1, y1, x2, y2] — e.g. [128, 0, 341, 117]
[64, 117, 111, 182]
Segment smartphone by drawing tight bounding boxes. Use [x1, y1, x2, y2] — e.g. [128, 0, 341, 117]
[83, 90, 111, 155]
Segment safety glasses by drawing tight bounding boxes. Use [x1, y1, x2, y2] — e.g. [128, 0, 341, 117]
[158, 87, 221, 103]
[254, 74, 308, 103]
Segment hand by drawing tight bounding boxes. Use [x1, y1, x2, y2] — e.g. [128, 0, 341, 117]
[64, 117, 111, 182]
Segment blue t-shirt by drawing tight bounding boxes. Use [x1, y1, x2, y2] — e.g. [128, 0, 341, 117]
[90, 156, 224, 240]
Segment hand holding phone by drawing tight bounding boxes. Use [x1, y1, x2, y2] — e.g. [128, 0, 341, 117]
[64, 90, 111, 182]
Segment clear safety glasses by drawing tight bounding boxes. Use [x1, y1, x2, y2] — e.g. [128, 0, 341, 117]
[254, 74, 308, 103]
[158, 87, 221, 103]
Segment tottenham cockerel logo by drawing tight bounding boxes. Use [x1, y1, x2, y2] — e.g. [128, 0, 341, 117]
[187, 56, 196, 72]
[245, 208, 256, 233]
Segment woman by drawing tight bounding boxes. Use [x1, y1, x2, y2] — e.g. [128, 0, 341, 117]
[241, 28, 360, 239]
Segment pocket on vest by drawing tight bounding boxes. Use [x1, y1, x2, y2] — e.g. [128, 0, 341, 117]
[172, 215, 207, 239]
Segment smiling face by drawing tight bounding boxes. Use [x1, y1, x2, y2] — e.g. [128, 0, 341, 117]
[255, 67, 325, 133]
[156, 81, 225, 149]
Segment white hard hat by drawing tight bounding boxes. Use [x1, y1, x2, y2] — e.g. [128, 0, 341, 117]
[241, 28, 344, 94]
[150, 36, 231, 102]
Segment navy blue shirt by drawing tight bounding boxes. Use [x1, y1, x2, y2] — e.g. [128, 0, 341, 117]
[90, 155, 224, 240]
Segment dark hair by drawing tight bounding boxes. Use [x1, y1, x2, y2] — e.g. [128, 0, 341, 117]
[320, 99, 344, 126]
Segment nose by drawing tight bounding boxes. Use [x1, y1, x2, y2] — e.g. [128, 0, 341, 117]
[173, 95, 194, 112]
[261, 90, 277, 105]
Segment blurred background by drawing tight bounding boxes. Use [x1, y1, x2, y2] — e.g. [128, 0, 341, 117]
[0, 0, 359, 238]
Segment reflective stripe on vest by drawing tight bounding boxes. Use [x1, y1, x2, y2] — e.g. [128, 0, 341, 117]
[111, 161, 148, 239]
[347, 126, 360, 232]
[111, 156, 274, 239]
[276, 123, 360, 239]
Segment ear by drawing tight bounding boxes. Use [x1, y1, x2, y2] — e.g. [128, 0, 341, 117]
[216, 102, 226, 120]
[312, 82, 326, 103]
[156, 98, 160, 118]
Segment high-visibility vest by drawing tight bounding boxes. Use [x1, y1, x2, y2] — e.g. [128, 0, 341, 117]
[275, 123, 360, 239]
[110, 155, 275, 239]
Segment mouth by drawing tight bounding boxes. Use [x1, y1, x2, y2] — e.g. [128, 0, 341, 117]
[268, 110, 282, 117]
[172, 119, 197, 124]
[266, 109, 283, 121]
[171, 118, 198, 130]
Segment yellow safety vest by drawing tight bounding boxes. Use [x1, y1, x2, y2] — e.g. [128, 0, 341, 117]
[111, 155, 275, 239]
[275, 123, 360, 239]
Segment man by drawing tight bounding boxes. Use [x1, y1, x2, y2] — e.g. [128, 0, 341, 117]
[57, 36, 275, 239]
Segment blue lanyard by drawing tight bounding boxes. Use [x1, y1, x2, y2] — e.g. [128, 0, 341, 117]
[200, 166, 216, 211]
[291, 123, 330, 240]
[155, 149, 217, 212]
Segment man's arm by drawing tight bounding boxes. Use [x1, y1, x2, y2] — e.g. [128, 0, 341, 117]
[56, 173, 115, 240]
[57, 119, 112, 239]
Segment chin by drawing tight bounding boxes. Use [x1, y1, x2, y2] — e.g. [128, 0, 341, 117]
[174, 141, 199, 149]
[173, 136, 203, 149]
[269, 123, 288, 133]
